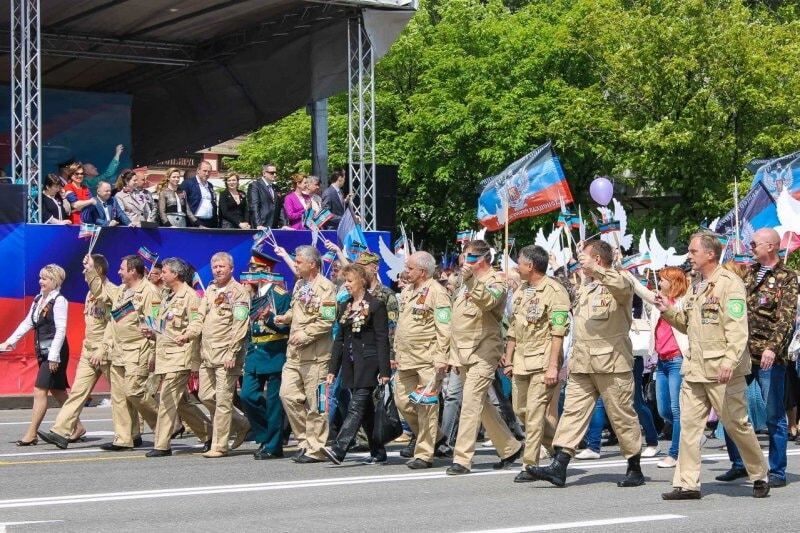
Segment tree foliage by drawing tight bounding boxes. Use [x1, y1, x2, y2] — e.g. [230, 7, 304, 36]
[228, 0, 800, 251]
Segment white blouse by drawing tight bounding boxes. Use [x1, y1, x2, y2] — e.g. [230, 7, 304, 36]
[5, 291, 68, 362]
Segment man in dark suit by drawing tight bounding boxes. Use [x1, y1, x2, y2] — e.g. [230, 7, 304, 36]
[321, 170, 348, 229]
[248, 164, 280, 229]
[181, 161, 217, 228]
[81, 181, 131, 226]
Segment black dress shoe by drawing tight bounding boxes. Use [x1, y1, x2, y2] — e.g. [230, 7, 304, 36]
[715, 467, 748, 482]
[38, 430, 69, 449]
[100, 442, 133, 451]
[201, 440, 212, 453]
[295, 454, 324, 464]
[493, 445, 523, 470]
[400, 437, 417, 458]
[254, 449, 284, 460]
[617, 454, 645, 487]
[145, 449, 172, 457]
[290, 448, 307, 462]
[768, 475, 787, 488]
[133, 436, 143, 448]
[514, 470, 536, 483]
[753, 479, 770, 498]
[15, 439, 37, 446]
[662, 487, 701, 500]
[445, 463, 471, 475]
[406, 458, 433, 469]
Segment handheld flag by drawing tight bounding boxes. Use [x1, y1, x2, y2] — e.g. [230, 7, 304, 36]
[78, 223, 98, 239]
[337, 207, 369, 260]
[192, 271, 205, 297]
[137, 246, 159, 265]
[715, 181, 777, 250]
[622, 252, 652, 271]
[456, 230, 474, 244]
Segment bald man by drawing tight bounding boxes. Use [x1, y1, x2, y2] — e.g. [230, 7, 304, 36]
[717, 228, 798, 488]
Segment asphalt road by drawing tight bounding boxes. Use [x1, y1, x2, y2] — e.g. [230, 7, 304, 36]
[0, 406, 797, 533]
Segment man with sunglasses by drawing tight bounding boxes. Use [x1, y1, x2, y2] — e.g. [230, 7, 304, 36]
[248, 164, 280, 229]
[528, 239, 644, 488]
[716, 228, 798, 488]
[446, 240, 523, 475]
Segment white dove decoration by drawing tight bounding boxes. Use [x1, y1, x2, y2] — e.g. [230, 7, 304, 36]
[775, 188, 800, 238]
[378, 236, 406, 282]
[475, 227, 487, 241]
[648, 230, 687, 270]
[707, 217, 720, 232]
[500, 250, 518, 273]
[598, 198, 633, 251]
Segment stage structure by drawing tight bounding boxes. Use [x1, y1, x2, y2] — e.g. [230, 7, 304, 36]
[3, 0, 416, 229]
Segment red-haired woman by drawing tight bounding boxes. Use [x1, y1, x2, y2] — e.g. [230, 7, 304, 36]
[624, 267, 690, 468]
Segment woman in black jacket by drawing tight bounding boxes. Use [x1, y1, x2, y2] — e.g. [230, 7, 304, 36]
[323, 263, 391, 465]
[218, 173, 250, 229]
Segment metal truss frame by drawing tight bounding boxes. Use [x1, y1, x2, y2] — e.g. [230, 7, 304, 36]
[347, 14, 376, 231]
[10, 0, 42, 223]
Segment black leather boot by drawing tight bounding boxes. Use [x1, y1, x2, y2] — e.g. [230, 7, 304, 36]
[526, 450, 571, 487]
[617, 453, 645, 487]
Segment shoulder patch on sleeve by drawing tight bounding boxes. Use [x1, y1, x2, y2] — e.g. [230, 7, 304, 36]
[487, 285, 503, 299]
[550, 311, 569, 327]
[727, 299, 745, 319]
[320, 302, 336, 321]
[434, 307, 451, 324]
[233, 303, 249, 321]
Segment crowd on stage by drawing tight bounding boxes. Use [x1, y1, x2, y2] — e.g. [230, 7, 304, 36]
[4, 183, 800, 502]
[43, 146, 347, 232]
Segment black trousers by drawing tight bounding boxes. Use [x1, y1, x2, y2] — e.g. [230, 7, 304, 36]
[333, 387, 386, 460]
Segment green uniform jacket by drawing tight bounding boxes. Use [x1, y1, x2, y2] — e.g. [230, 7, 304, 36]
[245, 284, 291, 375]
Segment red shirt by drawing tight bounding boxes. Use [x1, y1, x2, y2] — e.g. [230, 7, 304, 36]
[63, 182, 92, 224]
[655, 316, 681, 359]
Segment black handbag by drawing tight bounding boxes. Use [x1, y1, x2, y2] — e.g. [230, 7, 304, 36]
[372, 383, 403, 445]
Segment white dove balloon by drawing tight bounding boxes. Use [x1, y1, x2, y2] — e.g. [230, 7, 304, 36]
[599, 198, 633, 251]
[775, 188, 800, 238]
[378, 236, 406, 282]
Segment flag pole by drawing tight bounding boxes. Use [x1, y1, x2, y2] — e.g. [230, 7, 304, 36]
[734, 176, 741, 254]
[503, 195, 510, 274]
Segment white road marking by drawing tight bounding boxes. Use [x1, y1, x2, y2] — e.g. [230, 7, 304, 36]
[0, 443, 200, 459]
[0, 520, 63, 532]
[0, 418, 112, 426]
[460, 514, 685, 532]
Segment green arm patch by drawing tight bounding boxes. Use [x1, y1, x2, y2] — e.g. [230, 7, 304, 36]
[487, 286, 503, 299]
[320, 305, 336, 321]
[550, 311, 569, 327]
[233, 303, 249, 321]
[150, 304, 160, 318]
[727, 299, 745, 319]
[434, 307, 451, 324]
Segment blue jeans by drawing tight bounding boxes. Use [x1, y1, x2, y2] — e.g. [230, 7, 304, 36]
[584, 357, 659, 452]
[655, 356, 683, 459]
[725, 364, 788, 479]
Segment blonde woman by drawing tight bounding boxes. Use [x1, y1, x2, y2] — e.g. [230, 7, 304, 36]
[0, 264, 70, 445]
[157, 167, 195, 227]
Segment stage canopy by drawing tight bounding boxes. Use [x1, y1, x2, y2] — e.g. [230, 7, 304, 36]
[0, 0, 414, 165]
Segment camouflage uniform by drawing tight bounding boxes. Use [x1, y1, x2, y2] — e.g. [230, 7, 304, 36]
[370, 282, 399, 360]
[744, 261, 799, 364]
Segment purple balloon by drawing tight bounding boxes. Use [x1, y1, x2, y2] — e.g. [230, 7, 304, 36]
[589, 176, 614, 206]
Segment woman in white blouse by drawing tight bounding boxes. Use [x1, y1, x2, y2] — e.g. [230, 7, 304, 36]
[0, 264, 70, 445]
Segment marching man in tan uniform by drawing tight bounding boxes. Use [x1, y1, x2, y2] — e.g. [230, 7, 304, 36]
[145, 258, 212, 457]
[99, 254, 161, 451]
[394, 251, 452, 469]
[502, 245, 570, 482]
[38, 254, 137, 448]
[275, 245, 336, 463]
[447, 239, 522, 475]
[657, 232, 770, 499]
[529, 239, 644, 487]
[177, 252, 251, 458]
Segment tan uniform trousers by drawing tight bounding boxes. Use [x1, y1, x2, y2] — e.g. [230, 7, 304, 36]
[674, 377, 767, 491]
[153, 371, 213, 451]
[553, 372, 642, 458]
[512, 372, 559, 467]
[110, 364, 158, 447]
[51, 358, 136, 439]
[394, 366, 442, 462]
[453, 360, 522, 468]
[198, 365, 249, 454]
[280, 361, 329, 460]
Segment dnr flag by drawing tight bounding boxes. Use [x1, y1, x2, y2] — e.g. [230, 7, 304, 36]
[477, 141, 573, 231]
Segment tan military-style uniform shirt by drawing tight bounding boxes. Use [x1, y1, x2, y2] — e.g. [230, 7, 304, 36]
[508, 276, 571, 376]
[93, 270, 160, 370]
[283, 274, 336, 365]
[185, 279, 250, 371]
[451, 269, 507, 367]
[570, 266, 634, 374]
[394, 277, 452, 370]
[154, 282, 201, 375]
[663, 266, 750, 383]
[83, 270, 117, 363]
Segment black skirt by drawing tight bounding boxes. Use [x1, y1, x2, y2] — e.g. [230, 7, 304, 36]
[35, 341, 69, 390]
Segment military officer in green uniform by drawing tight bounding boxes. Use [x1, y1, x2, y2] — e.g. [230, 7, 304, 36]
[240, 250, 292, 460]
[355, 252, 399, 361]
